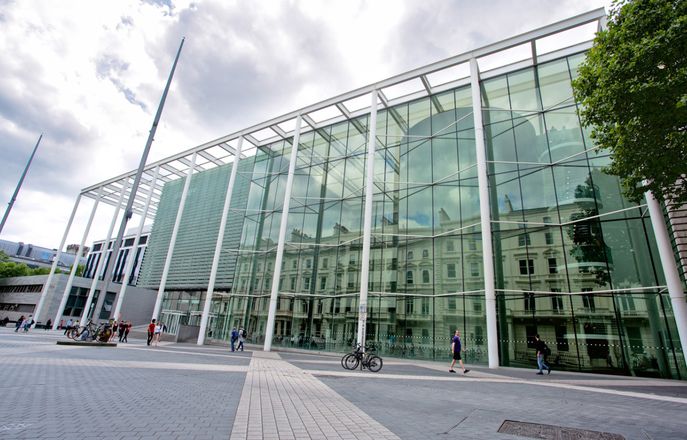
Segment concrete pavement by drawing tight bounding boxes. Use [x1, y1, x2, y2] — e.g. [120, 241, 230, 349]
[1, 327, 686, 439]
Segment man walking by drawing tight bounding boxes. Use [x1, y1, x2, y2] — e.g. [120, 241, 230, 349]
[230, 327, 238, 352]
[63, 318, 73, 335]
[534, 334, 552, 375]
[147, 319, 156, 346]
[449, 330, 470, 374]
[123, 320, 131, 343]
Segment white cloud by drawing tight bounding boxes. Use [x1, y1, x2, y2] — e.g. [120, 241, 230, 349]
[0, 0, 610, 249]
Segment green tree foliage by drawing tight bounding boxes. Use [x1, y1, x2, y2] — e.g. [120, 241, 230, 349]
[0, 250, 63, 278]
[573, 0, 687, 206]
[0, 261, 30, 278]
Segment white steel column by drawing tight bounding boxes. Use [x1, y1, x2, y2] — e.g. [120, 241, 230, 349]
[81, 180, 129, 325]
[356, 91, 378, 349]
[113, 166, 160, 320]
[264, 115, 302, 352]
[198, 138, 243, 345]
[645, 189, 687, 359]
[35, 195, 81, 327]
[54, 189, 102, 327]
[152, 152, 197, 321]
[470, 58, 499, 368]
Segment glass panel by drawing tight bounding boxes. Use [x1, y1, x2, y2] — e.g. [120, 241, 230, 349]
[538, 58, 574, 110]
[508, 68, 540, 113]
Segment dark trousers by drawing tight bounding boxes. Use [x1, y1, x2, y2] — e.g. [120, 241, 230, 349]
[147, 331, 154, 345]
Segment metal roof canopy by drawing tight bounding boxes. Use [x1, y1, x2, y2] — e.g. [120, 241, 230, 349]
[80, 8, 605, 220]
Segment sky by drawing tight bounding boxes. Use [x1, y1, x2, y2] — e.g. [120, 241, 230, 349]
[0, 0, 612, 251]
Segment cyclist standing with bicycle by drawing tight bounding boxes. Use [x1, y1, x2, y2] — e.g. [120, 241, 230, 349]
[449, 330, 470, 374]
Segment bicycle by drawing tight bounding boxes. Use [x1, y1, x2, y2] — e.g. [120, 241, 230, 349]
[69, 320, 112, 342]
[341, 343, 383, 372]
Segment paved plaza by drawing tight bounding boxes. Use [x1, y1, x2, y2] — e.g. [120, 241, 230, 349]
[1, 328, 686, 439]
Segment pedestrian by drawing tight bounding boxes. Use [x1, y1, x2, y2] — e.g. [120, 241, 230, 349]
[118, 320, 126, 342]
[237, 327, 246, 351]
[449, 329, 470, 374]
[63, 318, 73, 335]
[230, 327, 238, 352]
[123, 320, 131, 343]
[15, 315, 25, 332]
[147, 319, 156, 346]
[110, 320, 118, 342]
[534, 334, 551, 375]
[59, 319, 64, 329]
[45, 318, 52, 330]
[22, 315, 34, 332]
[153, 322, 163, 346]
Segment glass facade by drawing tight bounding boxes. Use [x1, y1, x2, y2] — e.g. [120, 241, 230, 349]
[137, 50, 686, 379]
[484, 53, 683, 378]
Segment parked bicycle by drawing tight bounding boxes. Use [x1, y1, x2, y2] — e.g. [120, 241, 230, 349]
[67, 320, 112, 342]
[341, 343, 383, 372]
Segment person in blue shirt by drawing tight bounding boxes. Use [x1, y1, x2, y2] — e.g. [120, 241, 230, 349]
[230, 327, 238, 352]
[449, 329, 470, 374]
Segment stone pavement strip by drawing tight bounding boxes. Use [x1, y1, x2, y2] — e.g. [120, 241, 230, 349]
[230, 351, 399, 440]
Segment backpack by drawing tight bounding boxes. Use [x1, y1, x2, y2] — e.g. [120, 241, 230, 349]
[241, 329, 247, 338]
[544, 345, 552, 356]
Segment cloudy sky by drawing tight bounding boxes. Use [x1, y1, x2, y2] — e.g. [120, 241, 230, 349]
[0, 0, 610, 250]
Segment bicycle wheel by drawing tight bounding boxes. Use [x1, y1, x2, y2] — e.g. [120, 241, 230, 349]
[340, 354, 350, 369]
[343, 354, 359, 370]
[366, 355, 383, 372]
[69, 328, 82, 340]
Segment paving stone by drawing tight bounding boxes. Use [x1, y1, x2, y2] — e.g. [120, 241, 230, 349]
[3, 328, 687, 439]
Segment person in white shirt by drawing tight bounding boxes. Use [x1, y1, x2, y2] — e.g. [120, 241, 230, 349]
[153, 322, 163, 346]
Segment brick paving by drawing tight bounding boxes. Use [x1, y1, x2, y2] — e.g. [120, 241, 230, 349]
[1, 328, 687, 439]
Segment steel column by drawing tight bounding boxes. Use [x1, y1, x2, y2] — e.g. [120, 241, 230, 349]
[264, 115, 302, 352]
[151, 152, 197, 321]
[113, 166, 160, 320]
[53, 189, 102, 327]
[645, 189, 687, 360]
[35, 195, 80, 326]
[81, 180, 130, 325]
[198, 138, 243, 345]
[356, 91, 378, 349]
[470, 58, 499, 368]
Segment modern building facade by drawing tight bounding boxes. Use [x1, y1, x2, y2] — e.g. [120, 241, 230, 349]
[0, 238, 86, 270]
[39, 9, 687, 379]
[83, 226, 151, 286]
[0, 274, 156, 327]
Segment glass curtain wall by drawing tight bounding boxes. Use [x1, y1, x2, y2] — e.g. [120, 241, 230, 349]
[144, 49, 685, 379]
[368, 86, 484, 361]
[483, 53, 685, 379]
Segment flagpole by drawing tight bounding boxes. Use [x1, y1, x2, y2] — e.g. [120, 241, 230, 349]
[96, 38, 185, 317]
[0, 134, 43, 235]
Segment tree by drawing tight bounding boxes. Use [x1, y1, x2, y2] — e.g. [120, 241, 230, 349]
[0, 261, 30, 279]
[0, 250, 61, 278]
[573, 0, 687, 207]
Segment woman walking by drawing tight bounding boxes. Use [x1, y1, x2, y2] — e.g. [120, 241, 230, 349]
[153, 321, 163, 346]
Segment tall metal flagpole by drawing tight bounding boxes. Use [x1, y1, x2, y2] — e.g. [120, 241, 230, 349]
[0, 134, 43, 235]
[97, 38, 185, 313]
